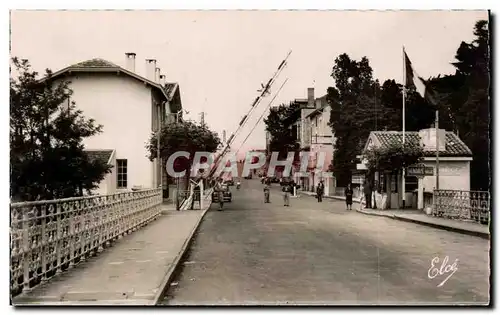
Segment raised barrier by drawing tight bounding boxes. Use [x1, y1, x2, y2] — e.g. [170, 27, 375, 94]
[10, 188, 162, 297]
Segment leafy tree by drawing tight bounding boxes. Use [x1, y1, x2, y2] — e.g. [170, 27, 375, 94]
[363, 142, 424, 174]
[263, 101, 301, 163]
[10, 57, 112, 201]
[428, 20, 490, 191]
[146, 120, 221, 191]
[327, 54, 384, 186]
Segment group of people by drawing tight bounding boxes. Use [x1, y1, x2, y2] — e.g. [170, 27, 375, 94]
[316, 179, 374, 211]
[344, 180, 374, 211]
[262, 177, 295, 207]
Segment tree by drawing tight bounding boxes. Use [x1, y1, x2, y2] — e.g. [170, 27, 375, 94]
[428, 19, 490, 191]
[10, 57, 112, 201]
[146, 120, 221, 191]
[363, 142, 424, 174]
[328, 54, 385, 186]
[263, 101, 301, 164]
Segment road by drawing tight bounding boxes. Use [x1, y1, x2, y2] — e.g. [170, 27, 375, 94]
[163, 178, 490, 305]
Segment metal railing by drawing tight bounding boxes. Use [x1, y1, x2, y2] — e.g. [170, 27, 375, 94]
[433, 189, 490, 224]
[10, 188, 162, 296]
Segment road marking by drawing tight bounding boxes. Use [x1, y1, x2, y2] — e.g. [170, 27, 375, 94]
[136, 260, 152, 263]
[108, 261, 124, 265]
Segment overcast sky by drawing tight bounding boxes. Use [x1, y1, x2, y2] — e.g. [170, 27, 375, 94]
[10, 10, 488, 155]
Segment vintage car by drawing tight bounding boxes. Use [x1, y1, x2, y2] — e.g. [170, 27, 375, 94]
[212, 184, 232, 203]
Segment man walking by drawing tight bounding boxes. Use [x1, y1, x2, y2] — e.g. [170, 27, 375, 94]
[263, 179, 271, 203]
[316, 180, 325, 202]
[363, 179, 372, 209]
[282, 179, 291, 207]
[345, 183, 354, 211]
[190, 184, 201, 210]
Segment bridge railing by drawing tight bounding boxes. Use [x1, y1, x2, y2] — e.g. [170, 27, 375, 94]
[433, 189, 490, 224]
[10, 188, 162, 296]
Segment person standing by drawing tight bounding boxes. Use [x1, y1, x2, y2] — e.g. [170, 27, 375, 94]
[190, 184, 201, 210]
[215, 178, 224, 211]
[282, 179, 290, 207]
[316, 180, 325, 202]
[345, 183, 354, 210]
[263, 181, 271, 203]
[363, 179, 372, 209]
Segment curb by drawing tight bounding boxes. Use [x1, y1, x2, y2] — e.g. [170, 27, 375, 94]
[299, 192, 363, 204]
[356, 209, 490, 240]
[152, 194, 213, 305]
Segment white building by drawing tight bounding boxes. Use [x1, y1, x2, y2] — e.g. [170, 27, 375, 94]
[44, 53, 183, 197]
[357, 128, 473, 210]
[306, 95, 336, 196]
[289, 88, 337, 194]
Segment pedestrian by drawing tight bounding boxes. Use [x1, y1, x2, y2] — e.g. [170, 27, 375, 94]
[345, 183, 354, 210]
[264, 181, 271, 203]
[316, 180, 325, 202]
[363, 179, 372, 209]
[190, 184, 201, 210]
[215, 178, 225, 211]
[282, 180, 290, 207]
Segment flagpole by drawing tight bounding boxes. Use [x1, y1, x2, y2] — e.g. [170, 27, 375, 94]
[402, 46, 406, 209]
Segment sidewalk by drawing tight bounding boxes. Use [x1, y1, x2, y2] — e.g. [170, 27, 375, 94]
[13, 199, 213, 305]
[357, 208, 490, 240]
[298, 190, 490, 240]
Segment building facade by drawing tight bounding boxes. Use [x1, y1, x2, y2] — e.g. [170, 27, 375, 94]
[306, 95, 336, 196]
[44, 53, 183, 197]
[357, 128, 473, 210]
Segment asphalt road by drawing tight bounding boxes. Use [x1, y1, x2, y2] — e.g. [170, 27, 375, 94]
[163, 178, 490, 305]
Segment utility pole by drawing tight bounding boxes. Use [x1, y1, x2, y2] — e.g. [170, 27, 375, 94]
[200, 111, 206, 127]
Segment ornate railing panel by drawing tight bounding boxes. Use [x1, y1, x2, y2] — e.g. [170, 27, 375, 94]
[10, 188, 162, 297]
[433, 189, 490, 224]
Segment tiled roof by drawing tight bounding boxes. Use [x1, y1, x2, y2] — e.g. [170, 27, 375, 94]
[84, 149, 113, 164]
[43, 58, 180, 103]
[69, 58, 120, 69]
[372, 131, 472, 157]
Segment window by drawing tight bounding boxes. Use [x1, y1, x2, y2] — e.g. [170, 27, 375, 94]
[117, 159, 128, 188]
[405, 175, 418, 192]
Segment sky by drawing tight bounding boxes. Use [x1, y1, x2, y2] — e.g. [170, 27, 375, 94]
[10, 10, 488, 156]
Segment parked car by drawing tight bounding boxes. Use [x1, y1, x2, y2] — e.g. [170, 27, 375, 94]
[212, 184, 232, 203]
[225, 179, 234, 186]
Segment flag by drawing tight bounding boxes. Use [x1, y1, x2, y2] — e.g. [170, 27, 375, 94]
[404, 50, 437, 105]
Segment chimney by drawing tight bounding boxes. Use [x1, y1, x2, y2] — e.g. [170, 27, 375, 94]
[145, 59, 157, 82]
[125, 53, 136, 72]
[307, 88, 314, 108]
[419, 128, 446, 152]
[155, 67, 161, 83]
[159, 74, 166, 86]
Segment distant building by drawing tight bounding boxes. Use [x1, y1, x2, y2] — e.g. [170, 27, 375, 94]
[306, 95, 336, 196]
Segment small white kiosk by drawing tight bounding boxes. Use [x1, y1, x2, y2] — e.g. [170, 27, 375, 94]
[357, 128, 473, 210]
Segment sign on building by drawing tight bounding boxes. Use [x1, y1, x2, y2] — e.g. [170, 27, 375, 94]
[352, 174, 364, 184]
[407, 164, 434, 177]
